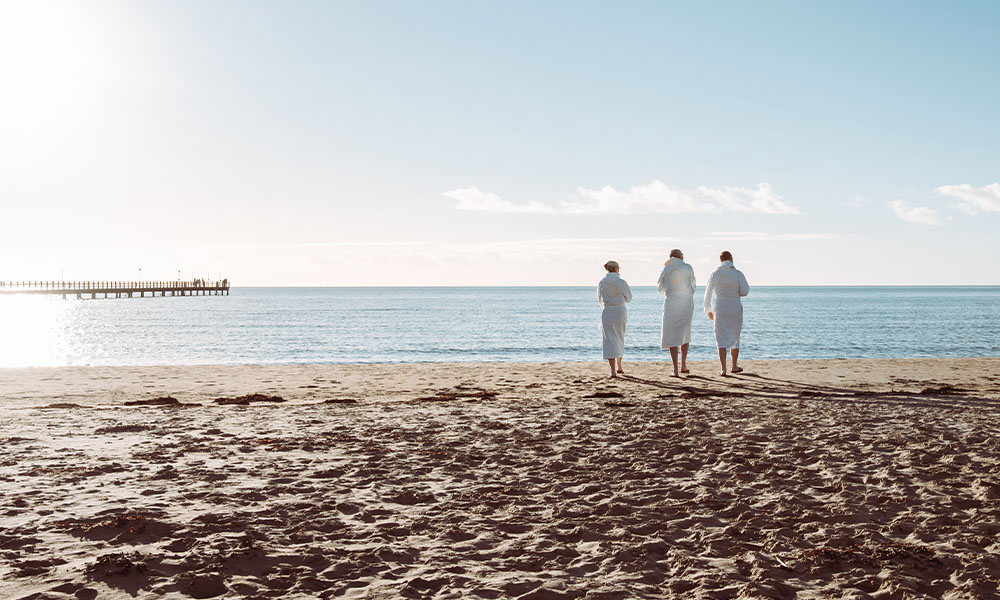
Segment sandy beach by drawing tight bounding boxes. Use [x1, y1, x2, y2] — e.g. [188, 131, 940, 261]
[2, 358, 999, 599]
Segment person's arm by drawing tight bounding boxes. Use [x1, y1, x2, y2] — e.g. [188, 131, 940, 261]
[622, 279, 633, 303]
[703, 273, 715, 315]
[689, 267, 697, 294]
[597, 282, 605, 307]
[739, 271, 749, 297]
[657, 269, 667, 295]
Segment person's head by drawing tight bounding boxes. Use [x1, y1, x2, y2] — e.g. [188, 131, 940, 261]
[720, 251, 733, 263]
[669, 248, 684, 260]
[604, 260, 619, 273]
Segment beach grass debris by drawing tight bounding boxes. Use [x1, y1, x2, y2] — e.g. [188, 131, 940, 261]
[85, 552, 148, 579]
[55, 512, 176, 543]
[214, 393, 286, 405]
[94, 423, 157, 434]
[124, 396, 182, 406]
[412, 387, 499, 402]
[25, 463, 128, 477]
[919, 384, 966, 396]
[583, 391, 625, 399]
[37, 402, 88, 409]
[797, 541, 942, 568]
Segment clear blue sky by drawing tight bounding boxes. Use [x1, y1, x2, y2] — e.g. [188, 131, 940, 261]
[1, 0, 998, 285]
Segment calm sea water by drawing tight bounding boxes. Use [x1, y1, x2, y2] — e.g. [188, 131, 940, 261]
[0, 287, 997, 367]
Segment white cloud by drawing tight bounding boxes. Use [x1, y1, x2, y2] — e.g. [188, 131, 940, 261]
[565, 180, 712, 214]
[888, 199, 940, 225]
[444, 181, 799, 215]
[951, 202, 979, 216]
[565, 181, 799, 215]
[443, 186, 555, 214]
[934, 183, 1000, 215]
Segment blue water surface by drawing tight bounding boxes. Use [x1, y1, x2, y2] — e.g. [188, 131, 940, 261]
[0, 287, 997, 367]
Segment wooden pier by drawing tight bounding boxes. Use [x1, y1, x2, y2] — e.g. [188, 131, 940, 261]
[0, 279, 230, 299]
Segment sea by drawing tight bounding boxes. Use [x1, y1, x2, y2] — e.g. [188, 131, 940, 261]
[0, 287, 998, 368]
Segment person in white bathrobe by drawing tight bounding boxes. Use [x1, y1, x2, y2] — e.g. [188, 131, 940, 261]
[657, 249, 696, 377]
[703, 251, 749, 376]
[598, 261, 632, 378]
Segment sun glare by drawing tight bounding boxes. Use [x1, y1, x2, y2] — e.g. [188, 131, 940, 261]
[1, 1, 99, 83]
[0, 1, 111, 149]
[0, 295, 71, 367]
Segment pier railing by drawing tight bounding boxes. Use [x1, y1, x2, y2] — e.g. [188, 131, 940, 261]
[0, 279, 230, 299]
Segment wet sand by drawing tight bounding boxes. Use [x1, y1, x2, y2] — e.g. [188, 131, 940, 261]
[2, 358, 999, 599]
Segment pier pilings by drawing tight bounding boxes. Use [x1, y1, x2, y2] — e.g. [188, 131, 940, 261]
[0, 279, 231, 300]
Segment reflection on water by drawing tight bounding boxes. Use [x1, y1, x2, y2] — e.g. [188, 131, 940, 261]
[0, 287, 998, 367]
[0, 295, 74, 367]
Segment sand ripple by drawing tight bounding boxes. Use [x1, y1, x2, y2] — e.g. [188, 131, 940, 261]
[2, 360, 999, 598]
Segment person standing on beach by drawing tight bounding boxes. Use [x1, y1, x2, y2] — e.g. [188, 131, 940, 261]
[598, 260, 632, 378]
[657, 249, 696, 377]
[704, 251, 749, 376]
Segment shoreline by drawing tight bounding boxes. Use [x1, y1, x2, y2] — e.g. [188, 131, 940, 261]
[2, 357, 1000, 408]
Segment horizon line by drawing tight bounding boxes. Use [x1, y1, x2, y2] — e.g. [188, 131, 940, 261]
[225, 284, 1000, 288]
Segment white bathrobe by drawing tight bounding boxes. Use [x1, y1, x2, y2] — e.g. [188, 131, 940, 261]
[703, 261, 749, 349]
[657, 258, 696, 349]
[598, 272, 632, 359]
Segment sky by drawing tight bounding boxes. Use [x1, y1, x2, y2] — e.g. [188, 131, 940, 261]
[1, 0, 998, 286]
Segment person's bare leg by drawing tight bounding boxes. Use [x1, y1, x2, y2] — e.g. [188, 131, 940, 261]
[731, 348, 742, 373]
[718, 348, 728, 376]
[608, 358, 617, 378]
[668, 347, 680, 377]
[680, 343, 690, 373]
[616, 357, 624, 374]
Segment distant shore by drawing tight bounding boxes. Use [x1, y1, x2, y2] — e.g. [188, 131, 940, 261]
[2, 358, 999, 598]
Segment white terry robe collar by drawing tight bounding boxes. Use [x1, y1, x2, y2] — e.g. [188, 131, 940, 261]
[664, 257, 684, 266]
[719, 260, 735, 269]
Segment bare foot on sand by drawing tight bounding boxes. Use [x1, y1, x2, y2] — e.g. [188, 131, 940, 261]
[732, 367, 744, 374]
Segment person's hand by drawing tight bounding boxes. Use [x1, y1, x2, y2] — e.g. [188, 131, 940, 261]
[708, 312, 714, 320]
